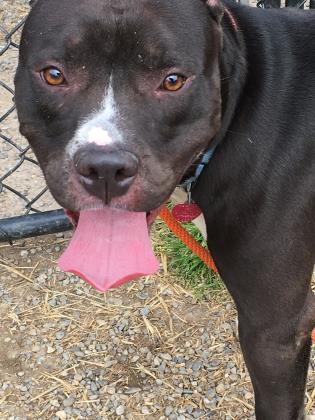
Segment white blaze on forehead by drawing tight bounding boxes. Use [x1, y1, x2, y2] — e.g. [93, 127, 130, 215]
[101, 83, 116, 121]
[67, 81, 121, 156]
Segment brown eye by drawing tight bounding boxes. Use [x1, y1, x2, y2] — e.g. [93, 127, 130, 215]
[42, 67, 65, 86]
[162, 74, 186, 92]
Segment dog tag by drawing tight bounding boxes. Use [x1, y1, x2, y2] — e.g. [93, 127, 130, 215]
[172, 203, 202, 222]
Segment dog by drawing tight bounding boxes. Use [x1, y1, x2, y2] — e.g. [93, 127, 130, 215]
[14, 0, 315, 418]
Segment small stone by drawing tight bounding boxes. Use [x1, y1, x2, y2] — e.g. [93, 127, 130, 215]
[116, 405, 125, 416]
[136, 291, 149, 300]
[165, 406, 173, 416]
[192, 360, 203, 371]
[20, 250, 28, 258]
[139, 306, 150, 317]
[203, 398, 212, 408]
[216, 383, 225, 395]
[124, 387, 141, 395]
[141, 406, 150, 415]
[55, 411, 67, 420]
[17, 371, 25, 377]
[245, 392, 254, 400]
[153, 357, 161, 366]
[206, 388, 216, 399]
[182, 389, 193, 395]
[193, 409, 205, 419]
[103, 359, 117, 368]
[56, 331, 65, 340]
[160, 353, 172, 361]
[47, 345, 55, 354]
[185, 405, 194, 415]
[90, 382, 98, 392]
[2, 383, 10, 390]
[107, 387, 116, 395]
[63, 397, 74, 407]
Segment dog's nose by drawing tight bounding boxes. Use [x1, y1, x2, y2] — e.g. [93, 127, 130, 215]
[74, 148, 139, 202]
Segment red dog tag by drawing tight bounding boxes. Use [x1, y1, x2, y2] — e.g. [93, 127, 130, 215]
[172, 203, 202, 223]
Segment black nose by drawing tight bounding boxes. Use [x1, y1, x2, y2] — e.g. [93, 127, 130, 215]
[74, 148, 139, 202]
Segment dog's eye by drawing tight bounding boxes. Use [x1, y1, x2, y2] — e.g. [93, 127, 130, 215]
[42, 67, 65, 86]
[162, 74, 186, 92]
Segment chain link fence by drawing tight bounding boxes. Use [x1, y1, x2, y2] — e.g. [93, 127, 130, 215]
[0, 16, 46, 215]
[0, 0, 313, 242]
[0, 2, 72, 241]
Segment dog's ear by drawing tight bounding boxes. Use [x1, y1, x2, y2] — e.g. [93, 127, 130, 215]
[201, 0, 224, 24]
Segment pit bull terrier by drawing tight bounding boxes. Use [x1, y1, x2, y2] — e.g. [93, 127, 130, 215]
[14, 0, 315, 418]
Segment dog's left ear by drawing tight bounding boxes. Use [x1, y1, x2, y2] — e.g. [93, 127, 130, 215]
[201, 0, 224, 24]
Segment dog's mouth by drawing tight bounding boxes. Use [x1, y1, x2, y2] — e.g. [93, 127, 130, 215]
[58, 206, 162, 292]
[65, 207, 161, 229]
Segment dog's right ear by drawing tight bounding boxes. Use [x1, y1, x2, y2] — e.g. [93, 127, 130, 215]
[201, 0, 224, 24]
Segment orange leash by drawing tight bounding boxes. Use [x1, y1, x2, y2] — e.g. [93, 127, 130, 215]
[159, 205, 217, 272]
[158, 205, 315, 344]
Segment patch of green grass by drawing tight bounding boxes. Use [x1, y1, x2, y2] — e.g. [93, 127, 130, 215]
[154, 218, 223, 299]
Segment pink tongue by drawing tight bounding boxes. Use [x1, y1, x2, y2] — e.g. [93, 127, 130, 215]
[58, 208, 159, 292]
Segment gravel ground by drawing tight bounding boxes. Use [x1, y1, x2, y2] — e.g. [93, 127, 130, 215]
[0, 235, 255, 419]
[0, 1, 314, 419]
[0, 233, 314, 419]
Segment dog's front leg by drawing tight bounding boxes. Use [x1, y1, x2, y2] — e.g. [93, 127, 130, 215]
[236, 291, 314, 420]
[209, 237, 315, 420]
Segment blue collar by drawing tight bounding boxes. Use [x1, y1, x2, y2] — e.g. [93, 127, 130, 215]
[181, 146, 216, 190]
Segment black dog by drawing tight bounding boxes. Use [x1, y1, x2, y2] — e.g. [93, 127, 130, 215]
[14, 1, 315, 418]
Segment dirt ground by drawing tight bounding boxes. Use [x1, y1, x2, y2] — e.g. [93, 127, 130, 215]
[0, 1, 314, 419]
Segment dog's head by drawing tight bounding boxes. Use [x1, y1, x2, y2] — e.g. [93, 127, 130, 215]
[15, 0, 223, 214]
